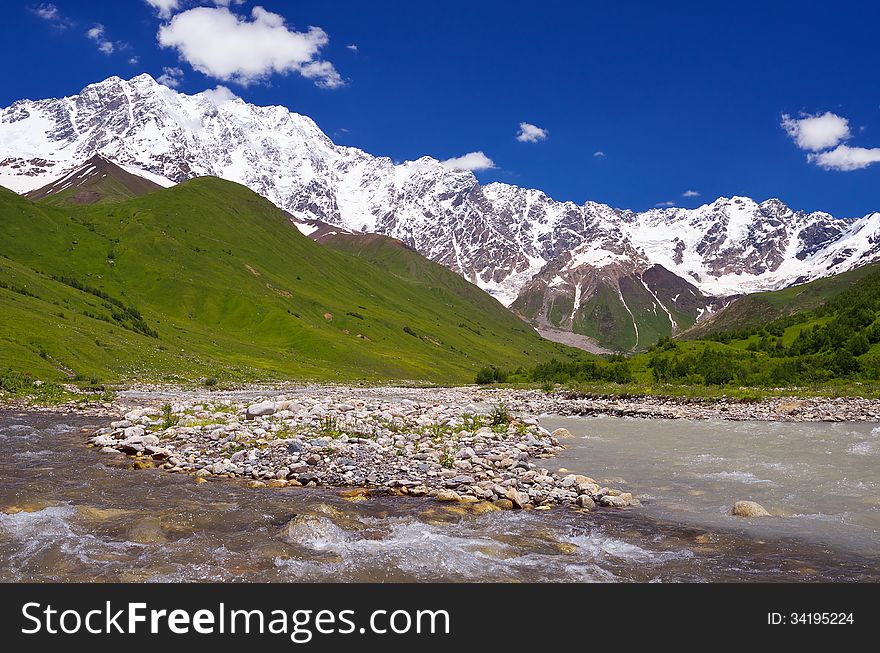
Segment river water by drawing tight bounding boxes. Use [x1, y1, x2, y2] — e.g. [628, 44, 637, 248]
[1, 410, 877, 582]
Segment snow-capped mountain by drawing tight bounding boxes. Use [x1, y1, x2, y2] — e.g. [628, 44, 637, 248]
[2, 74, 879, 349]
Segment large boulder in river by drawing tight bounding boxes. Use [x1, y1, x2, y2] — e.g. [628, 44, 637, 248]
[551, 427, 574, 439]
[732, 501, 771, 518]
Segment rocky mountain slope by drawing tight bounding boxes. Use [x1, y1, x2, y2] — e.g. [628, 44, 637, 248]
[25, 154, 163, 205]
[2, 74, 879, 350]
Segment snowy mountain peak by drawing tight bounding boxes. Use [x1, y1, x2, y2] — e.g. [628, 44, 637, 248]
[1, 74, 879, 346]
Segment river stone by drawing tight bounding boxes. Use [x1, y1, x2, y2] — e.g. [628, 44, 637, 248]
[93, 434, 117, 447]
[123, 426, 145, 439]
[551, 427, 574, 439]
[126, 517, 167, 544]
[246, 401, 276, 418]
[576, 495, 596, 510]
[435, 489, 461, 502]
[279, 515, 340, 544]
[445, 474, 476, 488]
[493, 499, 514, 510]
[599, 494, 629, 508]
[505, 487, 529, 509]
[732, 501, 771, 517]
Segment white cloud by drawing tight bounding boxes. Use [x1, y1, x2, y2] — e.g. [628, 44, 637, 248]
[682, 190, 700, 197]
[655, 201, 676, 208]
[31, 3, 74, 31]
[347, 44, 358, 52]
[201, 85, 239, 104]
[440, 151, 497, 172]
[158, 6, 343, 88]
[144, 0, 179, 18]
[593, 151, 606, 158]
[781, 112, 851, 151]
[145, 0, 247, 18]
[516, 122, 548, 143]
[808, 145, 880, 171]
[129, 56, 140, 65]
[782, 110, 880, 171]
[157, 66, 185, 87]
[33, 3, 59, 20]
[87, 24, 116, 55]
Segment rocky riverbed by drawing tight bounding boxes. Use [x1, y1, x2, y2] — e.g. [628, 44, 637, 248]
[17, 383, 880, 512]
[14, 383, 880, 422]
[87, 390, 636, 511]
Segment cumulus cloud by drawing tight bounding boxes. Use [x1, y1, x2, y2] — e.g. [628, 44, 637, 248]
[782, 110, 880, 171]
[782, 112, 851, 151]
[87, 24, 116, 54]
[157, 66, 185, 87]
[593, 151, 606, 158]
[682, 190, 700, 197]
[516, 122, 549, 143]
[157, 6, 343, 88]
[808, 145, 880, 172]
[440, 151, 497, 172]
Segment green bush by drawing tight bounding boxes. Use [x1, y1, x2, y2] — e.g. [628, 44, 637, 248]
[0, 369, 35, 394]
[475, 366, 508, 384]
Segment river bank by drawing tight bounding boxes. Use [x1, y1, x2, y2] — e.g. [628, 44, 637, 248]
[8, 383, 880, 422]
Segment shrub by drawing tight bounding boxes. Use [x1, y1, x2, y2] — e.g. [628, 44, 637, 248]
[161, 403, 175, 429]
[489, 403, 511, 427]
[475, 366, 508, 385]
[0, 369, 35, 394]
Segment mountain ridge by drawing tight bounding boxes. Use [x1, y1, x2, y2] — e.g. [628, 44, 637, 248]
[25, 154, 163, 205]
[2, 74, 879, 350]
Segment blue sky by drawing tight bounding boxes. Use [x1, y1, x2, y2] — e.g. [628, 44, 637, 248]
[2, 0, 879, 216]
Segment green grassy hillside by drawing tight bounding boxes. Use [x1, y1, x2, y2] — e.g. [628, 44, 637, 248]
[484, 264, 880, 396]
[0, 179, 580, 386]
[318, 232, 529, 325]
[684, 263, 880, 338]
